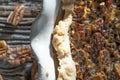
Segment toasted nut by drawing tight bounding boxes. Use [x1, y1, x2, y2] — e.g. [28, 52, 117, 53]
[114, 63, 120, 78]
[0, 74, 3, 80]
[7, 5, 25, 26]
[0, 41, 8, 60]
[90, 73, 106, 80]
[7, 46, 32, 65]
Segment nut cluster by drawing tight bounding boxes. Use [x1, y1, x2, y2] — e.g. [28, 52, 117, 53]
[7, 5, 25, 26]
[7, 46, 32, 65]
[0, 40, 32, 65]
[69, 0, 120, 80]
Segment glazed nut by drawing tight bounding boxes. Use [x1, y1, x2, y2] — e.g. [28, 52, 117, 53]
[94, 32, 103, 51]
[0, 40, 8, 60]
[7, 46, 32, 65]
[0, 40, 8, 50]
[0, 74, 3, 80]
[114, 63, 120, 78]
[90, 73, 106, 80]
[7, 5, 25, 26]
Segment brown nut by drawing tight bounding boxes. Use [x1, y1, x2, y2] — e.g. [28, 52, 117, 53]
[0, 74, 3, 80]
[114, 63, 120, 78]
[7, 46, 32, 65]
[90, 73, 106, 80]
[0, 40, 8, 60]
[7, 4, 25, 26]
[94, 32, 103, 51]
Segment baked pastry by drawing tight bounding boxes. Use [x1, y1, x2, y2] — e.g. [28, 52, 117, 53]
[52, 0, 76, 80]
[53, 14, 76, 80]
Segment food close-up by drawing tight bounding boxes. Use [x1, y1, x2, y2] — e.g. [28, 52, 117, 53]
[0, 0, 120, 80]
[53, 0, 120, 80]
[69, 0, 120, 80]
[0, 0, 42, 80]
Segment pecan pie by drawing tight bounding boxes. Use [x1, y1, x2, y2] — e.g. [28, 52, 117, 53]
[53, 0, 120, 80]
[68, 0, 120, 80]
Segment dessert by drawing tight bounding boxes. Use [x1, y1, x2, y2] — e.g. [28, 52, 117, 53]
[69, 0, 120, 80]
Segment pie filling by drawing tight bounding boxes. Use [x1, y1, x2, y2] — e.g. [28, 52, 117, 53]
[69, 0, 120, 80]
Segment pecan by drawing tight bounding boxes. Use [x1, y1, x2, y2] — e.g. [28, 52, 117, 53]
[0, 40, 8, 60]
[105, 6, 115, 24]
[31, 60, 38, 80]
[93, 18, 104, 31]
[74, 5, 84, 19]
[76, 64, 83, 80]
[104, 41, 117, 52]
[114, 63, 120, 78]
[85, 27, 92, 39]
[74, 5, 91, 19]
[0, 74, 3, 80]
[90, 73, 106, 80]
[7, 46, 32, 65]
[0, 40, 8, 50]
[76, 23, 85, 40]
[80, 49, 95, 68]
[98, 49, 111, 73]
[99, 2, 106, 13]
[113, 50, 120, 58]
[106, 0, 112, 6]
[7, 5, 25, 26]
[94, 32, 103, 51]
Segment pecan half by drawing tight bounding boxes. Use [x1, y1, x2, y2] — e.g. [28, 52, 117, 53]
[0, 74, 3, 80]
[7, 46, 32, 65]
[0, 40, 8, 60]
[7, 5, 25, 26]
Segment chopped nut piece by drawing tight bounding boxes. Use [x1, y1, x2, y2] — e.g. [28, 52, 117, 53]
[80, 49, 95, 68]
[114, 63, 120, 78]
[106, 0, 112, 6]
[69, 0, 120, 79]
[99, 2, 106, 13]
[113, 50, 120, 58]
[93, 18, 104, 31]
[7, 5, 25, 26]
[76, 23, 85, 40]
[90, 73, 106, 80]
[115, 23, 120, 29]
[94, 32, 103, 51]
[7, 46, 32, 65]
[98, 49, 110, 72]
[105, 6, 115, 24]
[74, 5, 84, 19]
